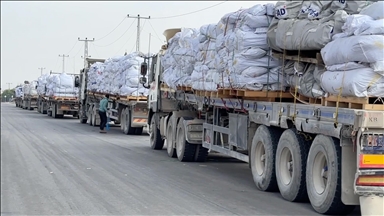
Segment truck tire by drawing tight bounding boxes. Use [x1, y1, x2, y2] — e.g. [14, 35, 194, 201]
[176, 118, 197, 162]
[123, 109, 135, 135]
[251, 125, 282, 192]
[88, 111, 93, 126]
[166, 123, 176, 158]
[120, 108, 126, 132]
[150, 113, 164, 150]
[92, 111, 98, 126]
[276, 128, 311, 202]
[135, 127, 143, 135]
[194, 145, 209, 162]
[52, 105, 56, 118]
[306, 135, 355, 215]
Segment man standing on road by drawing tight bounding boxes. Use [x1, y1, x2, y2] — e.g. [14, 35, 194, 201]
[99, 94, 109, 133]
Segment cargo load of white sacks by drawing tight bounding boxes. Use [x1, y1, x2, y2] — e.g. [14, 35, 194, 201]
[87, 52, 149, 96]
[36, 73, 79, 97]
[22, 81, 38, 96]
[15, 86, 24, 98]
[162, 3, 285, 92]
[161, 0, 384, 98]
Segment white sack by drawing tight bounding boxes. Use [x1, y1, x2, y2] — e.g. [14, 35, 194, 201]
[275, 18, 337, 50]
[355, 20, 384, 36]
[287, 64, 326, 98]
[330, 0, 373, 14]
[274, 1, 303, 19]
[320, 67, 384, 97]
[321, 35, 384, 66]
[342, 14, 373, 36]
[359, 1, 384, 20]
[15, 87, 24, 98]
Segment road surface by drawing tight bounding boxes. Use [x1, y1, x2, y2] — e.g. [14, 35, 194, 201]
[1, 103, 360, 215]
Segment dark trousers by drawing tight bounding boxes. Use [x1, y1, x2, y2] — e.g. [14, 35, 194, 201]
[99, 111, 107, 130]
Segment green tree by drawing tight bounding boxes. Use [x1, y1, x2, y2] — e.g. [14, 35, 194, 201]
[1, 89, 15, 102]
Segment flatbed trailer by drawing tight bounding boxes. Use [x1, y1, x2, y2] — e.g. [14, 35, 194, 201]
[37, 95, 49, 114]
[46, 96, 79, 118]
[143, 29, 384, 215]
[76, 58, 148, 135]
[22, 94, 38, 110]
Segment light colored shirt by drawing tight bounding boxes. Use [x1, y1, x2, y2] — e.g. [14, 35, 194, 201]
[99, 97, 108, 112]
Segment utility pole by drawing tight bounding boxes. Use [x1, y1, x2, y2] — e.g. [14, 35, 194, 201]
[78, 37, 95, 69]
[58, 54, 69, 72]
[38, 67, 46, 75]
[6, 83, 12, 90]
[127, 14, 150, 52]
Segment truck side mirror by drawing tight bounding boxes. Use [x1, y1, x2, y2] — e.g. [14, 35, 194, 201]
[140, 62, 148, 76]
[74, 76, 80, 87]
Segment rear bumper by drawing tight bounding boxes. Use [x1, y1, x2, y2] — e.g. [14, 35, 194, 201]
[360, 195, 384, 216]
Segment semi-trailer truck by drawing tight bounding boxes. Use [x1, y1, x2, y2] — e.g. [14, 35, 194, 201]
[141, 28, 384, 215]
[76, 58, 148, 135]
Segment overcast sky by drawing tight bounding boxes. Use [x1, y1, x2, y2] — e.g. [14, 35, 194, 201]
[1, 1, 276, 89]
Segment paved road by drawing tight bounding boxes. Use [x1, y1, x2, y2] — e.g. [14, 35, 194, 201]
[1, 103, 360, 215]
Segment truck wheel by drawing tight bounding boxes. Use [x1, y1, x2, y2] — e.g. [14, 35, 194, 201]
[52, 105, 56, 118]
[176, 118, 197, 162]
[306, 135, 355, 215]
[194, 145, 209, 162]
[120, 108, 126, 132]
[150, 114, 164, 150]
[92, 111, 98, 126]
[123, 109, 135, 135]
[88, 107, 93, 126]
[166, 123, 176, 157]
[135, 127, 143, 135]
[276, 128, 311, 202]
[251, 125, 282, 192]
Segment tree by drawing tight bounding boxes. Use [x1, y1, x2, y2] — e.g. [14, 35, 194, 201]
[1, 89, 15, 102]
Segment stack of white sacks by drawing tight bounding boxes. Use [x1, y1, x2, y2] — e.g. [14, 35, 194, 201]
[36, 74, 50, 95]
[217, 4, 286, 91]
[191, 24, 218, 91]
[161, 28, 200, 90]
[87, 52, 149, 96]
[22, 81, 38, 96]
[266, 0, 377, 98]
[320, 1, 384, 97]
[15, 86, 24, 98]
[46, 73, 79, 97]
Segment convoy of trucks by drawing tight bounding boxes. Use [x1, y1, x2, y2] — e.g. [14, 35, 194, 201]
[10, 1, 384, 215]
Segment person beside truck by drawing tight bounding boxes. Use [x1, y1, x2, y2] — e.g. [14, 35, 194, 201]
[98, 94, 109, 133]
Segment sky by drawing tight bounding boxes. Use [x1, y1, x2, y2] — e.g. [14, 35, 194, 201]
[1, 1, 276, 90]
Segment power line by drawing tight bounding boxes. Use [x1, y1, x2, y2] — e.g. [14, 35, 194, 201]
[65, 41, 78, 55]
[147, 20, 164, 43]
[151, 1, 227, 19]
[93, 19, 136, 47]
[115, 20, 147, 56]
[97, 16, 127, 41]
